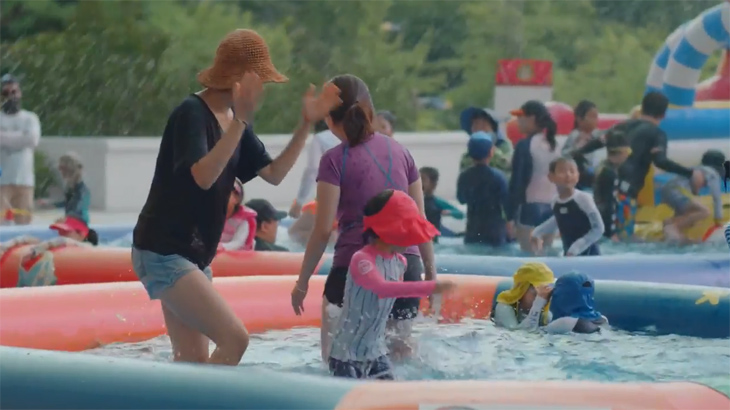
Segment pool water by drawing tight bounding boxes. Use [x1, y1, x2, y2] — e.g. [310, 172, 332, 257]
[87, 319, 730, 395]
[106, 228, 728, 256]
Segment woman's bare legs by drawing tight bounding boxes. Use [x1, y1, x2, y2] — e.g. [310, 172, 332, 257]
[159, 270, 249, 365]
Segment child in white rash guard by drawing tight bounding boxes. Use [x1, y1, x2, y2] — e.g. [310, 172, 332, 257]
[328, 189, 455, 380]
[531, 157, 604, 256]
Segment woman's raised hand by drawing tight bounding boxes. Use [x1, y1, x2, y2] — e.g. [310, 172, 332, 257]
[302, 83, 342, 123]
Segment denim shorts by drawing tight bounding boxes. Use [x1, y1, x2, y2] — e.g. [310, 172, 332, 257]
[131, 247, 212, 300]
[661, 182, 692, 214]
[517, 203, 553, 227]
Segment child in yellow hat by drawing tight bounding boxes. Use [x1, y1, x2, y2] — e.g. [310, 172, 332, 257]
[493, 262, 554, 330]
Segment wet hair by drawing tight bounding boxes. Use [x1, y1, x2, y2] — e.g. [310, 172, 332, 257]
[573, 100, 596, 129]
[641, 91, 669, 119]
[362, 189, 394, 241]
[328, 74, 375, 147]
[85, 229, 99, 246]
[314, 120, 328, 133]
[419, 167, 439, 185]
[549, 156, 576, 173]
[701, 149, 727, 179]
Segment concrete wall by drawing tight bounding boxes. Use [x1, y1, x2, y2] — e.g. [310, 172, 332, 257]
[38, 133, 727, 212]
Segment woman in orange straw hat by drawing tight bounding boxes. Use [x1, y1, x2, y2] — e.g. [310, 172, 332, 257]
[131, 29, 342, 366]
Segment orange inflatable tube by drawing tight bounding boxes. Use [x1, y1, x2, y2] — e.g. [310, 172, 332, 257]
[337, 380, 728, 410]
[0, 274, 499, 351]
[0, 245, 314, 288]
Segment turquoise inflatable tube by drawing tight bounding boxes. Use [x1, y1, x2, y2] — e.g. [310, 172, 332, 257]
[0, 347, 352, 410]
[493, 279, 730, 338]
[317, 253, 730, 288]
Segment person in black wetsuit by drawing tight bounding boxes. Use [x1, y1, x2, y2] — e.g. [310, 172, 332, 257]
[593, 130, 631, 240]
[570, 91, 700, 238]
[456, 132, 509, 247]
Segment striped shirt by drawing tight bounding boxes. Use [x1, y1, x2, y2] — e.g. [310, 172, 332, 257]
[724, 223, 730, 250]
[329, 245, 436, 362]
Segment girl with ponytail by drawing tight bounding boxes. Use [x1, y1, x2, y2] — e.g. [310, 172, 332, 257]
[291, 74, 438, 363]
[506, 100, 563, 254]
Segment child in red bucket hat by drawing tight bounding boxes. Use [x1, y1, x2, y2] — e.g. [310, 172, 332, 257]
[327, 189, 455, 380]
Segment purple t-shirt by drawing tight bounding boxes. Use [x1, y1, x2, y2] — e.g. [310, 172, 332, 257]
[317, 133, 420, 268]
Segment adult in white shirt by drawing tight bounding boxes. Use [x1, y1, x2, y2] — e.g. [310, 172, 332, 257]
[289, 120, 340, 217]
[0, 75, 41, 225]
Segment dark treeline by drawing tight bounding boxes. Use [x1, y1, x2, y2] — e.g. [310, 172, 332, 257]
[0, 0, 720, 136]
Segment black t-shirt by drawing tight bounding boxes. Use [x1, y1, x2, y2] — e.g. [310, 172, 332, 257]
[254, 237, 289, 252]
[593, 162, 617, 238]
[133, 95, 272, 269]
[576, 119, 693, 199]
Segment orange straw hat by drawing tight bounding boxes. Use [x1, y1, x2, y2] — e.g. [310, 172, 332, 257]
[197, 29, 288, 89]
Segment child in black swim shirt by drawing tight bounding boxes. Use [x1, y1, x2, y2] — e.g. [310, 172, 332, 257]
[531, 157, 605, 256]
[593, 130, 632, 240]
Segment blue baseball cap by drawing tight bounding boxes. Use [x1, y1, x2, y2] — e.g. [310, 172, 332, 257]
[468, 131, 494, 160]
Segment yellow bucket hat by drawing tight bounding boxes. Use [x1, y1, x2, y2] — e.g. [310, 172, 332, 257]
[496, 262, 555, 305]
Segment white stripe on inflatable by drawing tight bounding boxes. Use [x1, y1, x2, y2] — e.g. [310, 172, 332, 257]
[645, 26, 686, 90]
[647, 2, 730, 106]
[663, 60, 703, 89]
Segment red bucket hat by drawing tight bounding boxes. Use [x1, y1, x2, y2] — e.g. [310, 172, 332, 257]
[362, 190, 439, 247]
[50, 216, 89, 237]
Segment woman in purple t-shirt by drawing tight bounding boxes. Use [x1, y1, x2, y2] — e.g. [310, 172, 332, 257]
[290, 74, 437, 362]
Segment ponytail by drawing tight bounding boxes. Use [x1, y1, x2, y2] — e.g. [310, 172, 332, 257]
[343, 103, 374, 147]
[328, 74, 375, 147]
[538, 114, 557, 152]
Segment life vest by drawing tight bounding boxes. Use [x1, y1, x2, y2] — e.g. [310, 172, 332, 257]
[220, 206, 257, 251]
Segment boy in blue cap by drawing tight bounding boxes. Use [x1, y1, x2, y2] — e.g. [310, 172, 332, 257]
[459, 107, 513, 177]
[456, 131, 510, 247]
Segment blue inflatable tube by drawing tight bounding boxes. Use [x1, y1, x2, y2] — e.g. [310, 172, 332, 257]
[0, 223, 134, 243]
[0, 347, 352, 410]
[493, 278, 730, 338]
[660, 108, 730, 140]
[317, 253, 730, 287]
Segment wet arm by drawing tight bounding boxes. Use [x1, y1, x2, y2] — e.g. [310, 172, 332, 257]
[434, 197, 464, 219]
[707, 171, 723, 222]
[350, 253, 436, 299]
[650, 132, 692, 178]
[531, 216, 558, 239]
[258, 120, 311, 186]
[494, 297, 548, 331]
